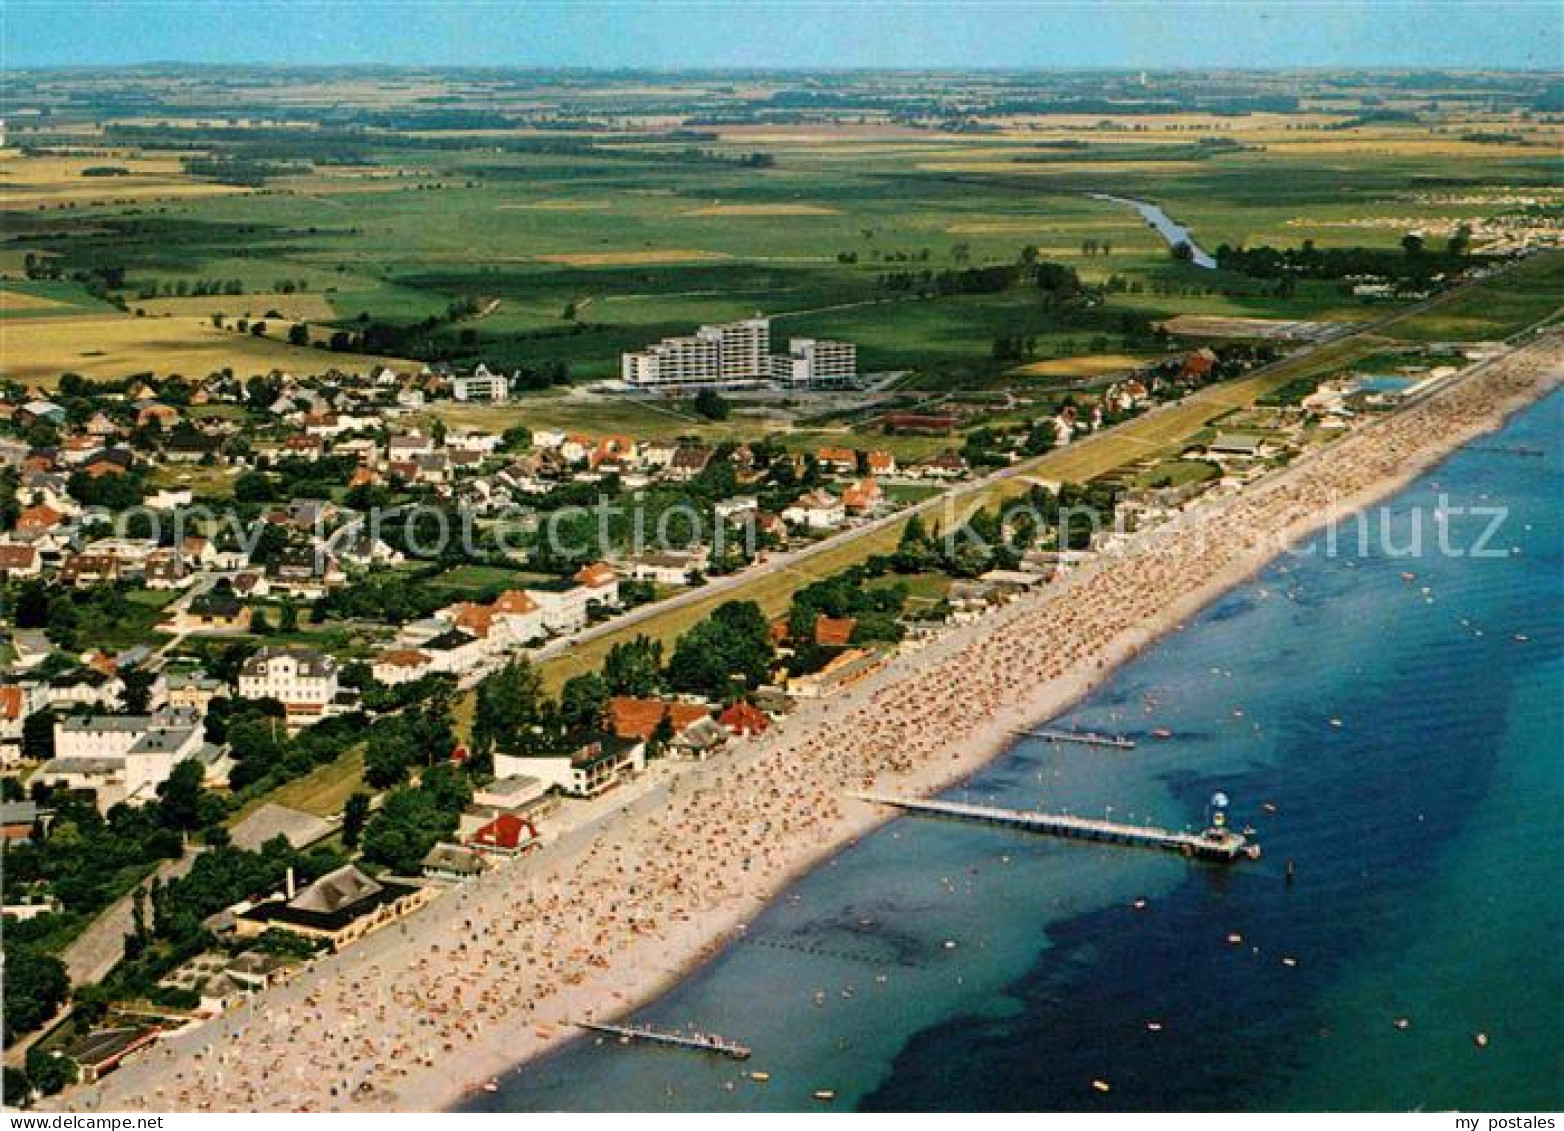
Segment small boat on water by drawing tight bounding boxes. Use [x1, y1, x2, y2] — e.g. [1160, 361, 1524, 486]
[1152, 727, 1174, 739]
[1131, 897, 1149, 911]
[1474, 1032, 1489, 1048]
[482, 1079, 500, 1094]
[1262, 801, 1279, 814]
[750, 1071, 771, 1083]
[1394, 1017, 1411, 1031]
[1226, 932, 1244, 946]
[813, 1089, 837, 1102]
[1145, 1021, 1163, 1033]
[1091, 1079, 1112, 1094]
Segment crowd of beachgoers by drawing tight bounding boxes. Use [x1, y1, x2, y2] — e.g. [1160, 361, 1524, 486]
[63, 334, 1561, 1113]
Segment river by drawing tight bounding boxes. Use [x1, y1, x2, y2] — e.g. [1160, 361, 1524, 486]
[1090, 193, 1217, 268]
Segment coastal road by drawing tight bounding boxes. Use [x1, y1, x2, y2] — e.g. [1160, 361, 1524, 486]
[526, 251, 1550, 690]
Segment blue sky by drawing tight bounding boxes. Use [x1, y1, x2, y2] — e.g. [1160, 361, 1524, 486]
[4, 1, 1560, 69]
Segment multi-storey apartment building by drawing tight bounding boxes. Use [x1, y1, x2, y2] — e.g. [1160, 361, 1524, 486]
[624, 317, 855, 389]
[772, 337, 858, 386]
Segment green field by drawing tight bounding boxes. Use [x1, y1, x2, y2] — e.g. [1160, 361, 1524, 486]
[6, 69, 1558, 390]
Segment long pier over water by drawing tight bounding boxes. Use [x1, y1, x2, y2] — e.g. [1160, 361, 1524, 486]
[577, 1021, 752, 1060]
[854, 793, 1260, 862]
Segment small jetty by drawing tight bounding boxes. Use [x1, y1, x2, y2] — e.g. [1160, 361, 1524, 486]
[577, 1021, 751, 1060]
[1016, 726, 1137, 750]
[854, 793, 1260, 863]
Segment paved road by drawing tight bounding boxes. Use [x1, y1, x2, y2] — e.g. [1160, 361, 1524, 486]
[60, 849, 202, 987]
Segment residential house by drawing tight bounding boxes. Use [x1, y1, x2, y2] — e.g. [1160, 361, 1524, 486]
[168, 583, 252, 633]
[816, 446, 858, 474]
[372, 649, 435, 686]
[782, 490, 846, 531]
[840, 477, 882, 514]
[0, 543, 41, 579]
[666, 445, 713, 482]
[623, 548, 708, 586]
[238, 646, 340, 721]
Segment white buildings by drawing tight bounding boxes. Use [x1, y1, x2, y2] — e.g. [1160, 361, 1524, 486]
[40, 709, 206, 810]
[525, 563, 620, 635]
[494, 734, 645, 799]
[772, 337, 857, 387]
[238, 646, 340, 722]
[451, 365, 510, 402]
[622, 317, 856, 390]
[622, 334, 722, 388]
[782, 490, 846, 531]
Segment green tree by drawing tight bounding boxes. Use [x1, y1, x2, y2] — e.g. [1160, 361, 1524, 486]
[666, 601, 774, 700]
[603, 636, 663, 696]
[558, 672, 608, 731]
[2, 948, 68, 1042]
[22, 708, 56, 763]
[342, 792, 371, 849]
[23, 1049, 75, 1097]
[155, 759, 207, 834]
[473, 659, 547, 756]
[361, 786, 458, 875]
[693, 388, 730, 421]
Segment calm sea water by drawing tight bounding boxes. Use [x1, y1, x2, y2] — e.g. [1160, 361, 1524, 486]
[466, 391, 1563, 1112]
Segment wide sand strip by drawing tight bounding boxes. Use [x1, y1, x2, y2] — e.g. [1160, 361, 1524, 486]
[65, 335, 1562, 1113]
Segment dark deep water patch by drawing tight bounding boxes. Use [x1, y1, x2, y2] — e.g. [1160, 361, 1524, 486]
[468, 391, 1562, 1113]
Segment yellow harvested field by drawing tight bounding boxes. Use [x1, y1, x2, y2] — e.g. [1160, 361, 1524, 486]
[0, 152, 253, 209]
[137, 292, 339, 321]
[0, 289, 71, 313]
[681, 203, 841, 217]
[0, 312, 410, 383]
[1009, 354, 1160, 377]
[532, 249, 731, 266]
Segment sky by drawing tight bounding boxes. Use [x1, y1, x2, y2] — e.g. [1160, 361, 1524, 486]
[3, 1, 1561, 71]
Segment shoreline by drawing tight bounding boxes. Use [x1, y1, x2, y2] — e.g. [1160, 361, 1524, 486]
[63, 334, 1561, 1114]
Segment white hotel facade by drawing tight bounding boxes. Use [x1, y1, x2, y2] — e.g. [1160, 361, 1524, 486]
[622, 317, 855, 390]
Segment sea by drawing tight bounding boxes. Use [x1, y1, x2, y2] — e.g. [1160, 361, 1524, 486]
[465, 389, 1563, 1112]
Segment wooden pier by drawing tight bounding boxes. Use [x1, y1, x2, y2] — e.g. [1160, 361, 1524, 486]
[1016, 726, 1137, 750]
[854, 793, 1259, 863]
[577, 1021, 752, 1060]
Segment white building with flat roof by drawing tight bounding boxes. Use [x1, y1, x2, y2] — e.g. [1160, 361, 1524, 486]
[451, 365, 510, 403]
[623, 317, 772, 389]
[773, 338, 857, 387]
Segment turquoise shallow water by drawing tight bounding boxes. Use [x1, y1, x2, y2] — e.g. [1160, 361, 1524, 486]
[466, 391, 1563, 1112]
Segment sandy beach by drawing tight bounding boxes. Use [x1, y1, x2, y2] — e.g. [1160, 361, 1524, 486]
[63, 332, 1562, 1113]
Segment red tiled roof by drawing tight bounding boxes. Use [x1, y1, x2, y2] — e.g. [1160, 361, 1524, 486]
[472, 813, 535, 851]
[607, 696, 709, 741]
[814, 616, 857, 648]
[574, 562, 616, 589]
[0, 686, 26, 721]
[718, 702, 769, 736]
[493, 589, 539, 615]
[0, 544, 37, 570]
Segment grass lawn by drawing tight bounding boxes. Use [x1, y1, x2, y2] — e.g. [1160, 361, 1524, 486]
[1384, 252, 1564, 343]
[230, 746, 366, 823]
[428, 563, 552, 595]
